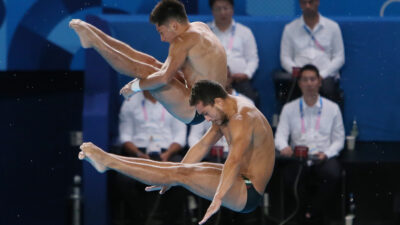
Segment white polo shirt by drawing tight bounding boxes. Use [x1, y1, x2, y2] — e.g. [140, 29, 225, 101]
[118, 93, 187, 153]
[274, 96, 345, 158]
[208, 20, 259, 79]
[280, 14, 345, 79]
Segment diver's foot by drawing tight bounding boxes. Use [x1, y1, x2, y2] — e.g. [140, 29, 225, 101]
[69, 19, 94, 48]
[79, 142, 109, 173]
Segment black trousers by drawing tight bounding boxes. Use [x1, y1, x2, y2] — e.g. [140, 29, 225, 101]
[283, 157, 342, 220]
[321, 77, 343, 107]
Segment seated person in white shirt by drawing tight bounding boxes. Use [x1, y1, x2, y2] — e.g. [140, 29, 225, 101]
[278, 0, 345, 104]
[116, 90, 187, 225]
[274, 64, 345, 224]
[119, 91, 187, 161]
[208, 0, 259, 104]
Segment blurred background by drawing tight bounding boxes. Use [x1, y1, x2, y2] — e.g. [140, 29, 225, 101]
[1, 0, 400, 225]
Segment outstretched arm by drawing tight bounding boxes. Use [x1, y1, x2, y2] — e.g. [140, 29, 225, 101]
[199, 117, 252, 224]
[137, 42, 188, 90]
[182, 123, 223, 164]
[120, 39, 192, 98]
[119, 35, 196, 99]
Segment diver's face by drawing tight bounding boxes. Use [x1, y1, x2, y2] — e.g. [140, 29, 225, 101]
[195, 101, 227, 126]
[156, 22, 176, 43]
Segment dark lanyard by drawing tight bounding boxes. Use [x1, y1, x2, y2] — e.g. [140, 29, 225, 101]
[299, 97, 323, 133]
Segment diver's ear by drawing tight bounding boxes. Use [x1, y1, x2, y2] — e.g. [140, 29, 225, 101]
[214, 98, 224, 108]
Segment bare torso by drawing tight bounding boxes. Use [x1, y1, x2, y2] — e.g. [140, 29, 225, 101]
[176, 22, 227, 88]
[220, 96, 275, 195]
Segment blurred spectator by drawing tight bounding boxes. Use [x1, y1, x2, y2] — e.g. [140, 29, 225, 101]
[279, 0, 344, 103]
[111, 90, 187, 225]
[118, 91, 186, 162]
[274, 64, 344, 224]
[208, 0, 259, 104]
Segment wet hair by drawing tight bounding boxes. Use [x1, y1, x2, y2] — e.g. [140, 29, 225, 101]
[150, 0, 189, 26]
[298, 64, 321, 79]
[190, 80, 228, 106]
[209, 0, 234, 8]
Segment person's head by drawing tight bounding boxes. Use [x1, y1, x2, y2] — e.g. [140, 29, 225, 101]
[150, 0, 189, 42]
[299, 0, 320, 17]
[209, 0, 234, 28]
[190, 80, 229, 125]
[298, 64, 321, 97]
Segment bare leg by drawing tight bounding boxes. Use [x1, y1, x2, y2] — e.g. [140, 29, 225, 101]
[150, 78, 196, 123]
[110, 153, 224, 170]
[70, 19, 158, 79]
[71, 19, 189, 84]
[109, 153, 180, 167]
[79, 142, 247, 211]
[83, 21, 164, 69]
[70, 19, 195, 122]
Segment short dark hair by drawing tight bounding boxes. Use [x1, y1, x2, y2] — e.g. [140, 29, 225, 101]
[150, 0, 189, 26]
[298, 64, 321, 79]
[190, 80, 228, 106]
[209, 0, 234, 8]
